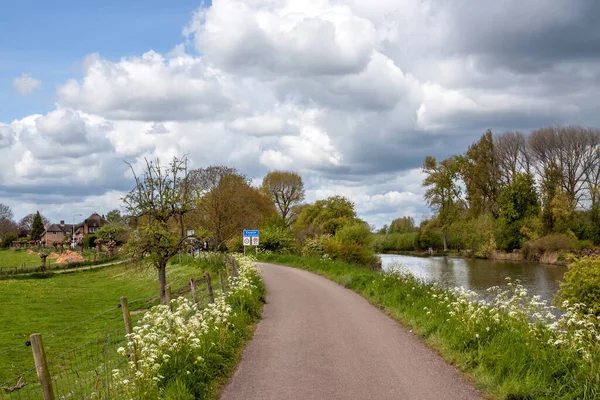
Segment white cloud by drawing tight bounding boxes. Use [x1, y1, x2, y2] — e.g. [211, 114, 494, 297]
[1, 0, 600, 227]
[12, 73, 41, 96]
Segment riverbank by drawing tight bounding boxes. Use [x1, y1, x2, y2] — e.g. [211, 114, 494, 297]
[257, 254, 599, 400]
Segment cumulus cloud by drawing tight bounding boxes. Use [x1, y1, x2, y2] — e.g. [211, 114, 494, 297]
[12, 73, 41, 96]
[1, 0, 600, 227]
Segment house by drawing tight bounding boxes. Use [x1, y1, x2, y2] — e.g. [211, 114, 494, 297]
[42, 213, 106, 246]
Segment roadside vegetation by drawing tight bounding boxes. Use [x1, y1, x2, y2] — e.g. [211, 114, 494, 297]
[258, 253, 600, 399]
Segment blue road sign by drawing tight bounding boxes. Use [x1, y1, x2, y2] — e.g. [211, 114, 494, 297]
[243, 229, 259, 237]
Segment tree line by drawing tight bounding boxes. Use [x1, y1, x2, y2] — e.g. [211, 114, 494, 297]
[416, 126, 600, 257]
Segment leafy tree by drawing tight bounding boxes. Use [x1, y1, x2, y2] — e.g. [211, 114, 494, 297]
[389, 216, 415, 234]
[293, 195, 360, 238]
[18, 212, 49, 237]
[422, 156, 464, 250]
[106, 209, 123, 224]
[192, 167, 275, 249]
[96, 223, 131, 244]
[376, 224, 389, 235]
[29, 211, 45, 241]
[123, 157, 194, 304]
[497, 172, 540, 250]
[261, 171, 305, 225]
[461, 129, 501, 217]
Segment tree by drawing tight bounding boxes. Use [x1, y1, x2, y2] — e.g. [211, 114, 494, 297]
[0, 203, 17, 241]
[123, 157, 194, 304]
[389, 216, 415, 234]
[30, 211, 45, 241]
[293, 195, 361, 239]
[497, 172, 540, 250]
[261, 171, 305, 225]
[461, 129, 501, 217]
[18, 212, 49, 237]
[106, 209, 123, 224]
[494, 131, 531, 185]
[191, 166, 275, 249]
[96, 223, 131, 244]
[422, 156, 464, 250]
[528, 126, 600, 207]
[377, 224, 389, 235]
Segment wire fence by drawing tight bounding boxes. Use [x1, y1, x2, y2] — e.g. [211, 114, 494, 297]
[0, 254, 119, 277]
[0, 261, 235, 400]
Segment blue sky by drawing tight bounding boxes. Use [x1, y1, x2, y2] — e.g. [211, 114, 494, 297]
[0, 0, 204, 121]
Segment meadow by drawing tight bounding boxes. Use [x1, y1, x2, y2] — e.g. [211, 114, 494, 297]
[0, 249, 43, 269]
[0, 256, 209, 387]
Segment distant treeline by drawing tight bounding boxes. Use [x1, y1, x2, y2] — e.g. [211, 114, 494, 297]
[377, 126, 600, 261]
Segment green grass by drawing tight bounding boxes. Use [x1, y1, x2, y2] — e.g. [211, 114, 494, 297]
[258, 254, 600, 400]
[0, 249, 42, 269]
[0, 257, 212, 386]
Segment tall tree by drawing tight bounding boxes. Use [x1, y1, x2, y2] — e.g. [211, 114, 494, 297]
[0, 203, 17, 241]
[528, 126, 600, 207]
[105, 209, 123, 224]
[389, 216, 415, 234]
[191, 166, 275, 248]
[494, 131, 531, 185]
[30, 211, 45, 241]
[293, 195, 360, 238]
[422, 156, 464, 250]
[18, 212, 49, 236]
[497, 172, 540, 249]
[123, 157, 194, 304]
[461, 129, 501, 217]
[261, 171, 305, 225]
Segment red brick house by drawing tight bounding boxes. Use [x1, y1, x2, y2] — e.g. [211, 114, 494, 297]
[42, 213, 106, 246]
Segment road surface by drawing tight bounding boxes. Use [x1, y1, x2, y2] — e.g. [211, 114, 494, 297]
[220, 262, 483, 400]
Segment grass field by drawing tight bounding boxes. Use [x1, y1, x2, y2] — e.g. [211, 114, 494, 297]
[0, 256, 212, 387]
[0, 249, 43, 268]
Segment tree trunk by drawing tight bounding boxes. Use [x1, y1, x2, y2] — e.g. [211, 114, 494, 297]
[442, 232, 448, 251]
[158, 264, 167, 304]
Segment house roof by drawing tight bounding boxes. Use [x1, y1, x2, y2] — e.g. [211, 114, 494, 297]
[44, 213, 106, 235]
[45, 223, 73, 234]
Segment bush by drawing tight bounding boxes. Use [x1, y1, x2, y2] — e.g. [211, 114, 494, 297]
[259, 226, 296, 253]
[83, 235, 97, 249]
[301, 234, 332, 257]
[323, 240, 374, 266]
[1, 233, 18, 248]
[372, 233, 418, 253]
[558, 257, 600, 314]
[521, 233, 577, 261]
[334, 222, 372, 247]
[225, 236, 243, 252]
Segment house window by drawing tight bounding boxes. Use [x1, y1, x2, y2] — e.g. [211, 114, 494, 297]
[89, 227, 97, 233]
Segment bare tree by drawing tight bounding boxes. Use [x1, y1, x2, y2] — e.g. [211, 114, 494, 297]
[0, 203, 13, 221]
[494, 131, 531, 185]
[528, 126, 600, 207]
[18, 212, 50, 235]
[261, 171, 305, 225]
[123, 157, 194, 304]
[0, 203, 17, 241]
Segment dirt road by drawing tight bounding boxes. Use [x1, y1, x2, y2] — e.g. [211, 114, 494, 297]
[220, 263, 483, 400]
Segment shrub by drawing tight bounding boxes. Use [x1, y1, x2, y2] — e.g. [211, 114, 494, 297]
[558, 257, 600, 314]
[1, 233, 18, 248]
[372, 233, 418, 253]
[521, 233, 577, 262]
[334, 222, 372, 247]
[83, 234, 97, 249]
[323, 240, 375, 266]
[225, 236, 243, 252]
[259, 226, 296, 253]
[301, 234, 332, 257]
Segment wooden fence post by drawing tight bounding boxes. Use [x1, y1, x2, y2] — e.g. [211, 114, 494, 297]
[190, 278, 197, 304]
[120, 297, 137, 366]
[30, 333, 55, 400]
[205, 272, 214, 304]
[232, 259, 239, 278]
[218, 269, 225, 293]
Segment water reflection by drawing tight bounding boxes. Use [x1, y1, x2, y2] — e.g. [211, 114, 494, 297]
[380, 254, 569, 302]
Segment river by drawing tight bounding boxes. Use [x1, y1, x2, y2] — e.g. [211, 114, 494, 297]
[380, 254, 569, 303]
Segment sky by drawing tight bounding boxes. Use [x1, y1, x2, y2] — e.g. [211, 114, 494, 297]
[1, 0, 599, 228]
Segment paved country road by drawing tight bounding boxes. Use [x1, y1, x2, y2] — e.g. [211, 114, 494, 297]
[220, 263, 484, 400]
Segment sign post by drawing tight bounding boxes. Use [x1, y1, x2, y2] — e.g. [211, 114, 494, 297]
[243, 229, 259, 256]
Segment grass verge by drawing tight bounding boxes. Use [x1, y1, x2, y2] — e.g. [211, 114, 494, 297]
[257, 253, 599, 400]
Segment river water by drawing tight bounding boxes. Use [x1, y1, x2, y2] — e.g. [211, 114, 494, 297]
[380, 254, 569, 303]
